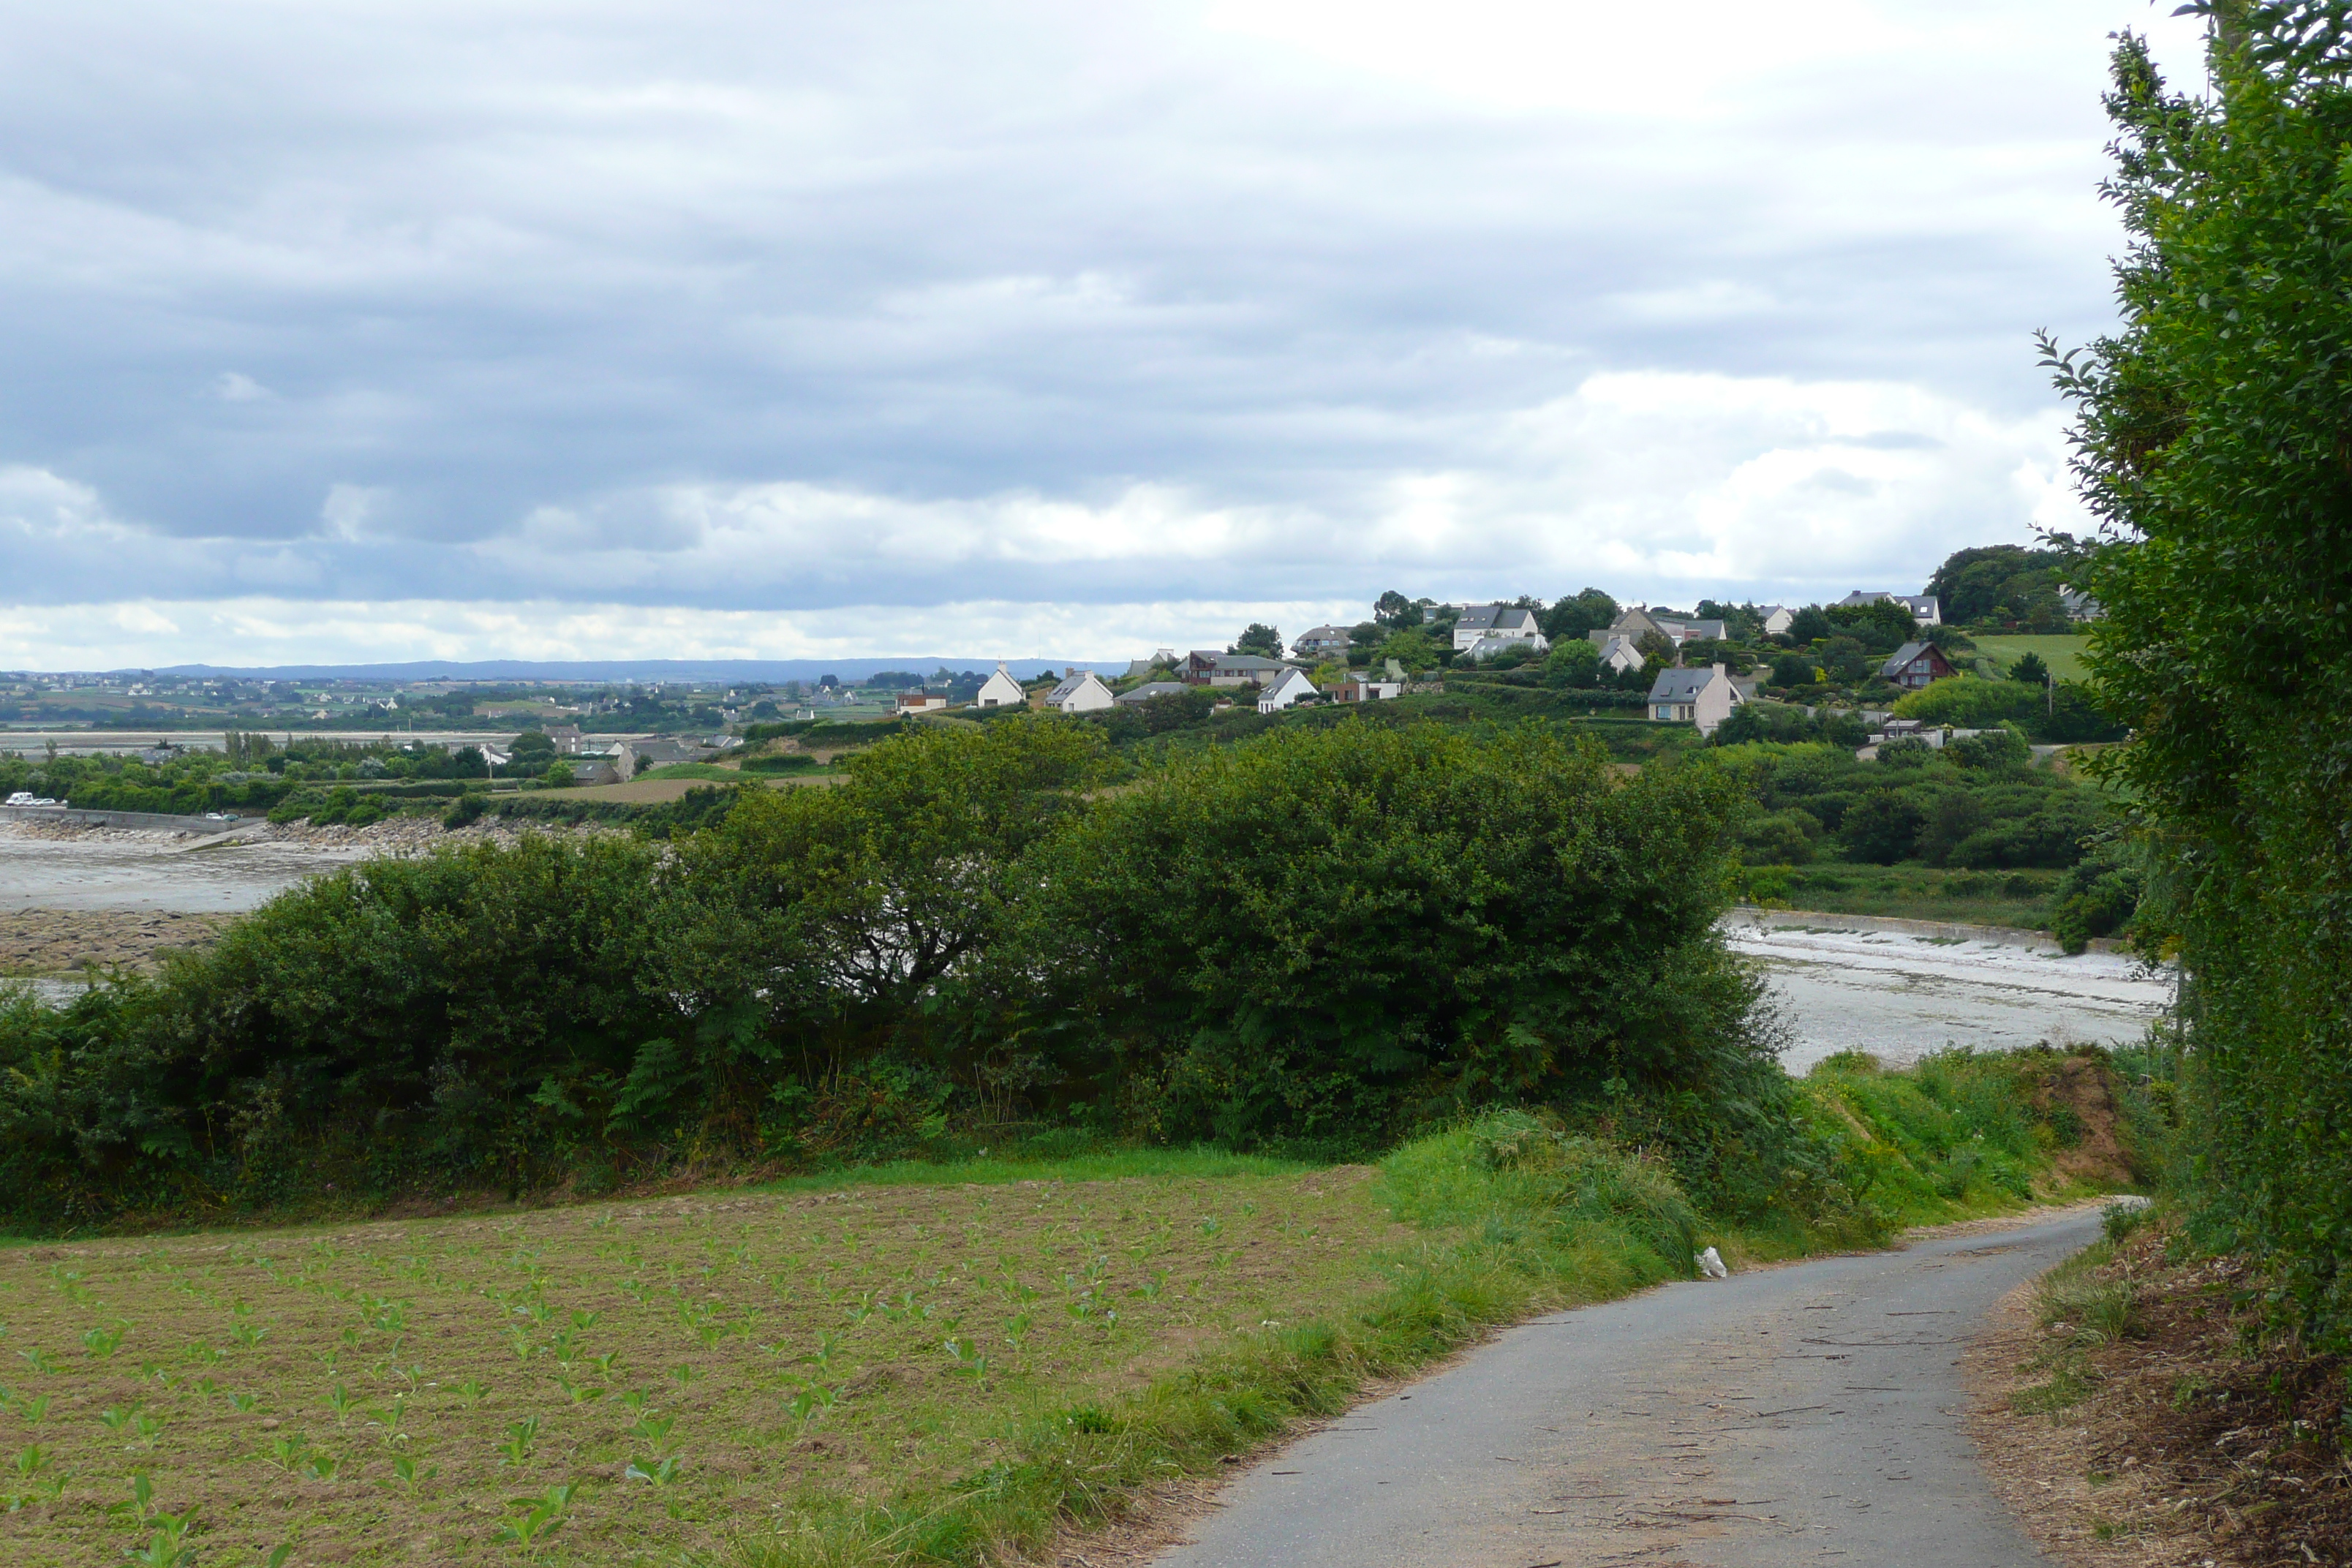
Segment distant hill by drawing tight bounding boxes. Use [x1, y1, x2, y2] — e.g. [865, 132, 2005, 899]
[144, 657, 1120, 682]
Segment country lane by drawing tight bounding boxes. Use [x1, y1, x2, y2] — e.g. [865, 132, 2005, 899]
[1149, 1206, 2103, 1568]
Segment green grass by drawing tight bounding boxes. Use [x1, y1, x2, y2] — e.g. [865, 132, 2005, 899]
[1971, 634, 2091, 682]
[0, 1066, 2132, 1568]
[1742, 862, 2066, 930]
[633, 764, 753, 783]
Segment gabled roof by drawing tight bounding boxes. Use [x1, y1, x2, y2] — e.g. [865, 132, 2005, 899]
[1211, 653, 1289, 673]
[1646, 666, 1733, 703]
[1878, 641, 1946, 677]
[1262, 667, 1316, 696]
[1046, 669, 1109, 701]
[1456, 603, 1540, 635]
[1115, 681, 1191, 705]
[1294, 624, 1352, 643]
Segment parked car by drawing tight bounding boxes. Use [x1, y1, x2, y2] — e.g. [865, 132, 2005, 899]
[6, 791, 60, 807]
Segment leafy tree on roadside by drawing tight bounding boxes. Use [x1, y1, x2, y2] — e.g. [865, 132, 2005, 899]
[2045, 0, 2352, 1346]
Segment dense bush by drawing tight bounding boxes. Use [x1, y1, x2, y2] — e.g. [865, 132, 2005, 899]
[0, 715, 1805, 1227]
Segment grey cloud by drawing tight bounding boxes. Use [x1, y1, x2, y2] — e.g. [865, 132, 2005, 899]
[0, 1, 2202, 636]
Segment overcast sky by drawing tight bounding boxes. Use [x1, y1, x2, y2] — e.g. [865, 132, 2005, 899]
[0, 0, 2207, 667]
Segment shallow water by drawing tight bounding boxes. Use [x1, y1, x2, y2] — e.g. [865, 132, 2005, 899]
[1730, 921, 2174, 1071]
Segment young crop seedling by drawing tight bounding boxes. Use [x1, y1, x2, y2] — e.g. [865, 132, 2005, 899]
[625, 1454, 685, 1486]
[377, 1453, 437, 1493]
[496, 1481, 575, 1554]
[81, 1324, 126, 1358]
[265, 1433, 310, 1473]
[494, 1414, 540, 1468]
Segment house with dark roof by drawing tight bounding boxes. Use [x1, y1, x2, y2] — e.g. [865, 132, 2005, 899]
[1451, 603, 1546, 653]
[1114, 681, 1192, 706]
[1879, 641, 1956, 690]
[1183, 652, 1291, 688]
[1291, 625, 1354, 659]
[1645, 663, 1746, 735]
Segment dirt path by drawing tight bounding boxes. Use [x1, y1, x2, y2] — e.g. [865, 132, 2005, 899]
[1145, 1205, 2104, 1568]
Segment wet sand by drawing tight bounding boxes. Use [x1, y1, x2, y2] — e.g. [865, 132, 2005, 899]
[1729, 920, 2174, 1070]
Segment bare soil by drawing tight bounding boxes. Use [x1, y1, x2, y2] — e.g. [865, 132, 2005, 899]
[1967, 1221, 2352, 1568]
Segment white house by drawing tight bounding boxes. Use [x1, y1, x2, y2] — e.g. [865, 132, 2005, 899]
[1755, 606, 1795, 636]
[1594, 633, 1644, 675]
[1452, 603, 1546, 652]
[1043, 668, 1115, 714]
[1645, 663, 1746, 735]
[974, 663, 1026, 709]
[1257, 667, 1319, 713]
[1464, 630, 1550, 661]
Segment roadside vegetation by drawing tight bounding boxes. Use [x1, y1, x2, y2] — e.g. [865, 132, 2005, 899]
[0, 1063, 2149, 1568]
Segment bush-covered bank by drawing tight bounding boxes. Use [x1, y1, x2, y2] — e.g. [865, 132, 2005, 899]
[0, 706, 2164, 1244]
[0, 715, 1793, 1229]
[2048, 8, 2352, 1350]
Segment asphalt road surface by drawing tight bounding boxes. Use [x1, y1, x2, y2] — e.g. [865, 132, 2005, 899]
[1152, 1207, 2100, 1568]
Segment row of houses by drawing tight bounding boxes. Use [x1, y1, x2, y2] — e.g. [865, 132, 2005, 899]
[1643, 639, 1956, 735]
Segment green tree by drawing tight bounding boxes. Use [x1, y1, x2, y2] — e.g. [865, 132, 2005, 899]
[2046, 1, 2352, 1343]
[1373, 590, 1419, 630]
[1376, 627, 1441, 673]
[1787, 606, 1834, 644]
[1230, 624, 1284, 657]
[1540, 587, 1619, 641]
[2008, 651, 2050, 685]
[1545, 640, 1602, 687]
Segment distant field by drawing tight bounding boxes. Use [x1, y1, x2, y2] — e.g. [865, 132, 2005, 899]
[1745, 862, 2068, 930]
[1971, 634, 2090, 682]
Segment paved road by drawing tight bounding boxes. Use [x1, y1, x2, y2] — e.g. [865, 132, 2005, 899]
[1152, 1208, 2098, 1568]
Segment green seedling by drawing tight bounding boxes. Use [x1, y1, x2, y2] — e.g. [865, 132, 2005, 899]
[589, 1352, 624, 1379]
[504, 1327, 536, 1362]
[80, 1325, 126, 1358]
[228, 1323, 268, 1350]
[545, 1330, 581, 1367]
[494, 1414, 540, 1468]
[625, 1454, 685, 1485]
[625, 1411, 676, 1452]
[266, 1434, 310, 1472]
[18, 1348, 59, 1375]
[108, 1469, 157, 1525]
[611, 1387, 652, 1414]
[670, 1362, 703, 1389]
[1131, 1270, 1169, 1302]
[569, 1310, 600, 1330]
[457, 1379, 491, 1404]
[99, 1401, 143, 1432]
[553, 1375, 601, 1405]
[225, 1391, 260, 1414]
[784, 1380, 837, 1430]
[943, 1338, 990, 1378]
[12, 1394, 49, 1422]
[377, 1453, 437, 1493]
[325, 1384, 358, 1423]
[133, 1412, 165, 1447]
[495, 1482, 574, 1552]
[302, 1451, 339, 1482]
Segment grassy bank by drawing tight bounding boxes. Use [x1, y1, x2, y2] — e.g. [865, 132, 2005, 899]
[1741, 862, 2068, 930]
[0, 1049, 2154, 1567]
